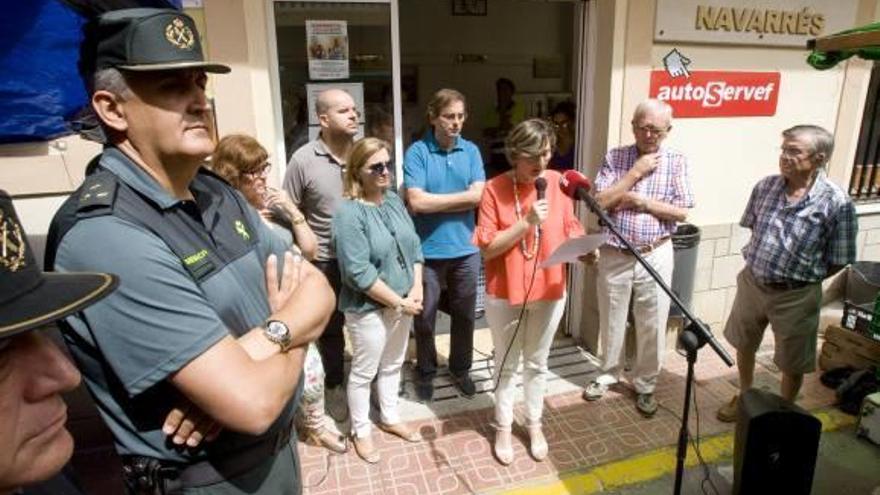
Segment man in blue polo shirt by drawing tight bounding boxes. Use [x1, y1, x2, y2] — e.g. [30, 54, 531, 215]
[404, 88, 485, 402]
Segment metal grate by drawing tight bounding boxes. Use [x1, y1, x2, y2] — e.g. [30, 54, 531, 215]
[850, 61, 880, 201]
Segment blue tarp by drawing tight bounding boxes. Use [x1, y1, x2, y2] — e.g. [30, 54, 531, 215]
[0, 0, 181, 144]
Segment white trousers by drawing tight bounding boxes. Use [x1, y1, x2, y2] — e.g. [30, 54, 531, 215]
[595, 241, 673, 394]
[345, 308, 412, 438]
[486, 295, 567, 428]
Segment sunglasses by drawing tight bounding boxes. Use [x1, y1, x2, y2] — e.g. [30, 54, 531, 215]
[367, 161, 392, 176]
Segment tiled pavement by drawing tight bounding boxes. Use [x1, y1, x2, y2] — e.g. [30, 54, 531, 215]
[66, 326, 837, 494]
[297, 329, 836, 495]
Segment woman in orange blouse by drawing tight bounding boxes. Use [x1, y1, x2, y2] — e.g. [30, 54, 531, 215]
[473, 119, 588, 465]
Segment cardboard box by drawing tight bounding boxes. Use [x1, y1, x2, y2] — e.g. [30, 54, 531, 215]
[818, 324, 880, 371]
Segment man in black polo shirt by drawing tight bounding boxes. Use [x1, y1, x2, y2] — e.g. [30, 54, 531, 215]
[46, 8, 334, 494]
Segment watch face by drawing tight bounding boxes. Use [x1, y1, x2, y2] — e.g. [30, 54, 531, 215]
[267, 321, 289, 339]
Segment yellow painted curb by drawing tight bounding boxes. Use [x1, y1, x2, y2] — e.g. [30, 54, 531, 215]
[501, 408, 855, 495]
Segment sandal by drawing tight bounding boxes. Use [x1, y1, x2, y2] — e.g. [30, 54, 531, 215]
[305, 427, 348, 454]
[526, 424, 548, 461]
[376, 422, 422, 443]
[493, 425, 514, 465]
[352, 434, 380, 464]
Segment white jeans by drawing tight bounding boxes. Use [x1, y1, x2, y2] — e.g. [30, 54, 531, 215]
[345, 308, 412, 438]
[486, 295, 566, 428]
[595, 241, 673, 394]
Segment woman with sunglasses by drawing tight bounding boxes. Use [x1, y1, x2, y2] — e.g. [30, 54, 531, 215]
[473, 119, 589, 465]
[210, 134, 347, 454]
[332, 137, 425, 463]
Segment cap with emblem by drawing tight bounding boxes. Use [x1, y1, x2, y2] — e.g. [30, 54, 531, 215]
[86, 7, 230, 74]
[0, 190, 118, 339]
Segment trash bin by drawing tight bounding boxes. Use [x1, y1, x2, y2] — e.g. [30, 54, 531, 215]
[669, 223, 700, 318]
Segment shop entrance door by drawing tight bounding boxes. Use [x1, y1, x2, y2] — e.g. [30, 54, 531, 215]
[267, 0, 404, 181]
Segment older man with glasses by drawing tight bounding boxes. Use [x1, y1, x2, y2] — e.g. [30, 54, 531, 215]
[583, 99, 694, 418]
[716, 125, 856, 422]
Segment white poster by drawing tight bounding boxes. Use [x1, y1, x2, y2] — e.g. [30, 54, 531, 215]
[306, 20, 349, 80]
[305, 82, 365, 141]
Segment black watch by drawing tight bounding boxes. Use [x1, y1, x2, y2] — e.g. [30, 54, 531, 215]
[263, 320, 293, 352]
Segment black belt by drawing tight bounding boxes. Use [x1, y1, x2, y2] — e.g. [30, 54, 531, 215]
[122, 423, 292, 493]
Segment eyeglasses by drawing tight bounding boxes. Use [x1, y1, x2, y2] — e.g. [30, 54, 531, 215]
[634, 125, 669, 136]
[780, 146, 811, 158]
[243, 163, 271, 179]
[367, 161, 392, 176]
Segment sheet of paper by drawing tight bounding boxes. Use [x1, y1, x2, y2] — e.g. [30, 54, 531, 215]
[539, 234, 608, 268]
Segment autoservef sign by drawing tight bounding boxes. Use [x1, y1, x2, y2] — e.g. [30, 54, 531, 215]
[649, 70, 780, 118]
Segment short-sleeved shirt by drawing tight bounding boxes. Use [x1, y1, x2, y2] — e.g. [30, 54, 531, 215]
[52, 148, 297, 465]
[332, 191, 424, 314]
[403, 131, 485, 259]
[741, 172, 857, 283]
[283, 137, 345, 261]
[594, 145, 694, 248]
[472, 170, 585, 305]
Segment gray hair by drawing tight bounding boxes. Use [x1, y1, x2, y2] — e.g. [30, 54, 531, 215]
[782, 125, 834, 167]
[504, 118, 556, 163]
[632, 99, 673, 124]
[91, 67, 131, 98]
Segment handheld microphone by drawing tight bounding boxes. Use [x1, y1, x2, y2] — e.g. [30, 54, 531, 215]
[534, 177, 547, 234]
[534, 177, 547, 200]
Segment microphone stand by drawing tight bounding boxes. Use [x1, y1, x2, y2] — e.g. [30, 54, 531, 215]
[585, 195, 733, 495]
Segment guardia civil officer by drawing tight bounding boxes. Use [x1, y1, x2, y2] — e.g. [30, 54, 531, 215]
[45, 8, 334, 494]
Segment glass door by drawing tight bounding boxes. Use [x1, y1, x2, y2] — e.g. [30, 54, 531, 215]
[267, 0, 402, 181]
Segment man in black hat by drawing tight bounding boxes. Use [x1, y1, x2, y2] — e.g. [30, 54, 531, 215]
[0, 190, 117, 495]
[45, 8, 334, 494]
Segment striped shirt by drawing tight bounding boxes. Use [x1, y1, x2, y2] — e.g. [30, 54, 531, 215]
[594, 145, 694, 248]
[741, 172, 857, 283]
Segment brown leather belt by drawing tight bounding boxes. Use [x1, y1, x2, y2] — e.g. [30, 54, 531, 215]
[608, 236, 670, 256]
[760, 279, 813, 290]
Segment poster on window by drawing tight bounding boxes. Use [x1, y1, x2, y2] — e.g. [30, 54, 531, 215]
[306, 20, 349, 80]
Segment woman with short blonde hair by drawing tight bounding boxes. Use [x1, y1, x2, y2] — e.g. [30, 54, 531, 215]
[474, 118, 589, 465]
[333, 137, 425, 463]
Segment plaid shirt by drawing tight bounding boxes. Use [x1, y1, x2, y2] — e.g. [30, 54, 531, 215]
[742, 172, 857, 283]
[595, 145, 694, 248]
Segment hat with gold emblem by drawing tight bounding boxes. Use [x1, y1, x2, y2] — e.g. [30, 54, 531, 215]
[88, 8, 230, 74]
[0, 190, 118, 338]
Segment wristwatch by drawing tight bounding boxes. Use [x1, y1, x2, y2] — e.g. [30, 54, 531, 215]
[263, 319, 293, 352]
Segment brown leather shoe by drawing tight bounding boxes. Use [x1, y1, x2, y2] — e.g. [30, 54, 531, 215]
[305, 427, 348, 454]
[716, 394, 739, 423]
[352, 434, 380, 464]
[377, 422, 422, 443]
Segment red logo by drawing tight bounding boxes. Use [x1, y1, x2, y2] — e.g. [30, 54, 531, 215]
[649, 70, 780, 118]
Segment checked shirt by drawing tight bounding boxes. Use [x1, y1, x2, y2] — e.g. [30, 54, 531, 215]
[595, 144, 694, 248]
[741, 172, 857, 283]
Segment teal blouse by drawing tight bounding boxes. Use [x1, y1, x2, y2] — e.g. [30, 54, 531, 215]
[332, 191, 424, 314]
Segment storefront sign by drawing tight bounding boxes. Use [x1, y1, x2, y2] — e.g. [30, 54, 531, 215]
[654, 0, 857, 47]
[649, 70, 780, 118]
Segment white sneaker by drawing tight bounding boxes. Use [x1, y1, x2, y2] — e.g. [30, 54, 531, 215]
[325, 385, 349, 423]
[582, 381, 609, 401]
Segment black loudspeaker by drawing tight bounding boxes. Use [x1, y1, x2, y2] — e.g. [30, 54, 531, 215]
[733, 389, 822, 495]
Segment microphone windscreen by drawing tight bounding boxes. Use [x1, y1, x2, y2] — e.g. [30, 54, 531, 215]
[560, 170, 592, 199]
[534, 177, 547, 199]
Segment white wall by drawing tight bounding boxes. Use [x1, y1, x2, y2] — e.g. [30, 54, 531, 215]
[652, 43, 847, 226]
